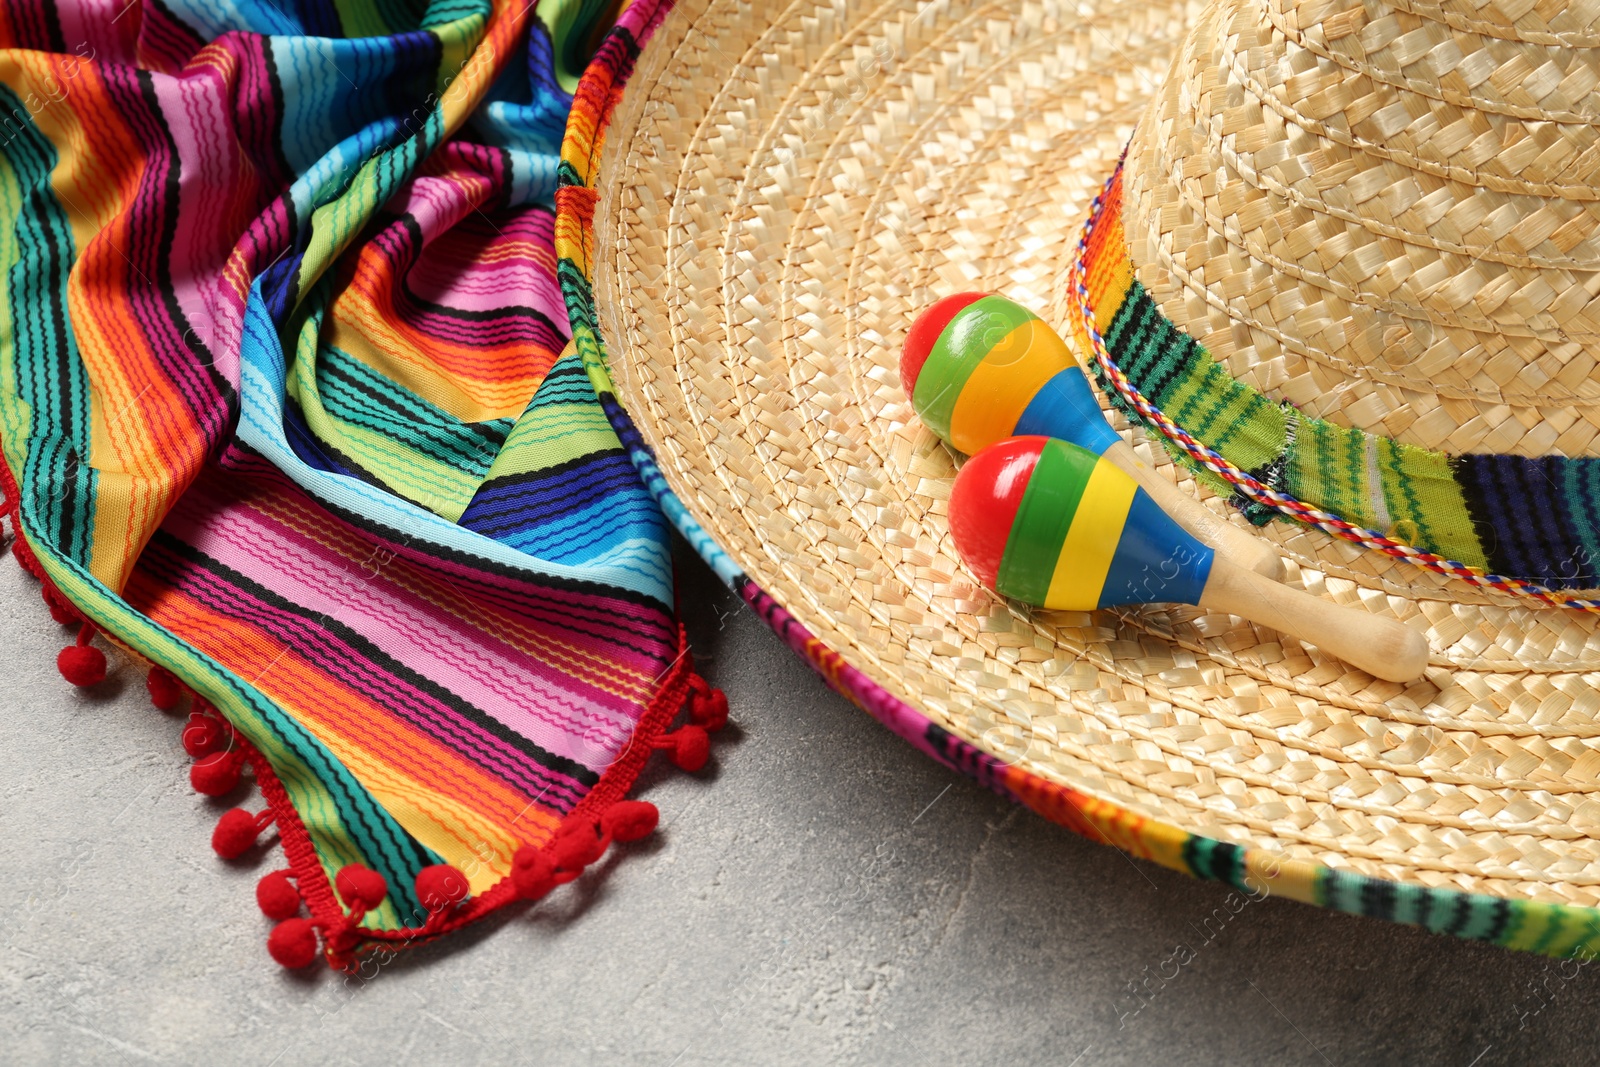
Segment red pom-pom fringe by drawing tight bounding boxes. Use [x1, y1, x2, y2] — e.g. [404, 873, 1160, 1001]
[653, 724, 710, 772]
[267, 917, 320, 969]
[602, 800, 659, 843]
[335, 864, 388, 911]
[57, 624, 106, 687]
[415, 864, 471, 911]
[182, 711, 226, 758]
[42, 584, 80, 625]
[688, 676, 729, 732]
[146, 666, 183, 711]
[511, 847, 557, 901]
[509, 800, 661, 903]
[551, 824, 607, 871]
[257, 870, 303, 921]
[212, 807, 275, 859]
[648, 674, 725, 771]
[5, 474, 703, 970]
[191, 750, 244, 797]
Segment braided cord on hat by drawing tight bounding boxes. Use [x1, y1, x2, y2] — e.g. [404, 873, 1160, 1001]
[1068, 170, 1600, 615]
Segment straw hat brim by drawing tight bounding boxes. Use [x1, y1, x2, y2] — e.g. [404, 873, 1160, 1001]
[559, 0, 1600, 953]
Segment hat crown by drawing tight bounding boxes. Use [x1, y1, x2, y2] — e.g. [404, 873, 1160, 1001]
[1123, 0, 1600, 457]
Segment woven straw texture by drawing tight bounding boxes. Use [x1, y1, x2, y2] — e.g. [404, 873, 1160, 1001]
[1124, 0, 1600, 458]
[573, 0, 1600, 952]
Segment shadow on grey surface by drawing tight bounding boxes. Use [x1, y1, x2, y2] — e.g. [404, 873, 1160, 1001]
[1, 533, 1597, 1066]
[670, 537, 1600, 1067]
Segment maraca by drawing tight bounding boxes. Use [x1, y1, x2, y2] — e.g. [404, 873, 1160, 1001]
[903, 293, 1285, 581]
[949, 436, 1429, 683]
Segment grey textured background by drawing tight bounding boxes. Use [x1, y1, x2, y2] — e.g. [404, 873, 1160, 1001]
[4, 538, 1600, 1066]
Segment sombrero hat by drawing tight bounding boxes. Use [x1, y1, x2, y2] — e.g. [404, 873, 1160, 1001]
[555, 0, 1600, 955]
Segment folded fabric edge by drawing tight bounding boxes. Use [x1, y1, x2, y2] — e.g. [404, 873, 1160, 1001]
[0, 444, 728, 970]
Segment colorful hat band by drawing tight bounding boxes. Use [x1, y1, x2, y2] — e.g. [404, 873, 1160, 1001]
[1072, 161, 1600, 607]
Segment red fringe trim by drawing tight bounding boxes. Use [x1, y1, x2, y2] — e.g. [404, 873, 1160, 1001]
[0, 451, 717, 970]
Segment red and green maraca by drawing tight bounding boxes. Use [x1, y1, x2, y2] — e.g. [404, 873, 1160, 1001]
[948, 437, 1428, 683]
[903, 293, 1283, 580]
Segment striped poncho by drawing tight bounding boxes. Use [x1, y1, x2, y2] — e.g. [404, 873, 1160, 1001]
[0, 0, 716, 968]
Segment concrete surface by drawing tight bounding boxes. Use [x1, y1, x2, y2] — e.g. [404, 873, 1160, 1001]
[3, 537, 1600, 1067]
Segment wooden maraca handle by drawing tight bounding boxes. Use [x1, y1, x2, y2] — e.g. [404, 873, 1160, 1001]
[1104, 440, 1285, 582]
[1199, 557, 1428, 683]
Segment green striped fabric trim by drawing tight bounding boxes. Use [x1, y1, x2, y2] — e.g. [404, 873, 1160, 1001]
[1094, 279, 1492, 572]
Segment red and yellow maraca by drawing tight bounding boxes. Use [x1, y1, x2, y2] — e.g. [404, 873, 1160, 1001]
[949, 437, 1429, 683]
[903, 293, 1284, 580]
